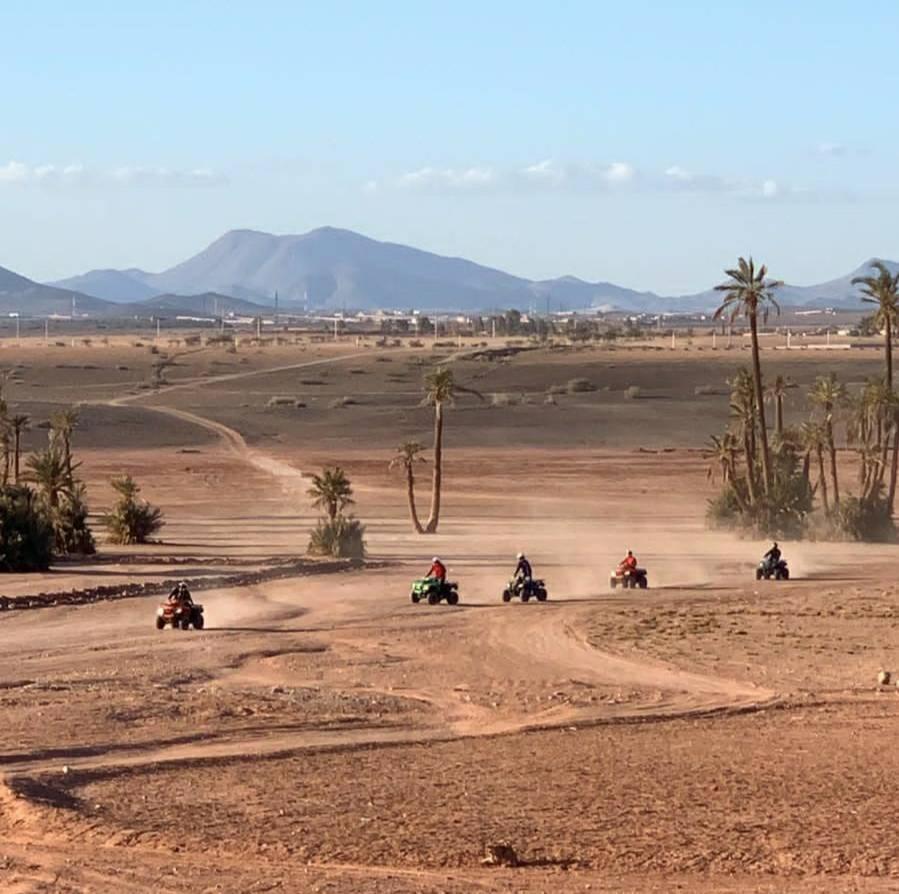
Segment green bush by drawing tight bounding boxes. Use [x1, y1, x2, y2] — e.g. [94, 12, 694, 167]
[103, 475, 164, 544]
[307, 516, 366, 558]
[51, 483, 96, 555]
[0, 485, 54, 571]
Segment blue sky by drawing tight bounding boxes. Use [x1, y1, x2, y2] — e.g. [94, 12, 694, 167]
[3, 1, 899, 292]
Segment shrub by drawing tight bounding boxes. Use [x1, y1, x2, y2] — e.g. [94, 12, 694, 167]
[51, 483, 96, 555]
[307, 516, 366, 558]
[566, 378, 596, 393]
[103, 475, 164, 544]
[490, 392, 517, 407]
[828, 494, 897, 542]
[329, 396, 357, 408]
[0, 485, 54, 571]
[624, 385, 642, 399]
[546, 383, 567, 396]
[266, 396, 296, 407]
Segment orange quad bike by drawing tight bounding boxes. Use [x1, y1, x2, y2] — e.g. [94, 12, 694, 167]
[156, 598, 205, 630]
[609, 563, 648, 590]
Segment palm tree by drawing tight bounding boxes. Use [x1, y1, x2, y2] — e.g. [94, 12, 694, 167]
[728, 368, 758, 503]
[715, 258, 783, 492]
[800, 421, 829, 514]
[10, 414, 29, 484]
[50, 407, 80, 481]
[765, 375, 792, 441]
[26, 447, 75, 510]
[852, 261, 899, 389]
[809, 373, 847, 508]
[307, 467, 354, 523]
[389, 441, 427, 534]
[422, 367, 483, 533]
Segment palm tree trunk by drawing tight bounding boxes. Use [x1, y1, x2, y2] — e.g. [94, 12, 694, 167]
[425, 401, 444, 533]
[826, 417, 840, 507]
[742, 429, 757, 505]
[749, 312, 771, 493]
[816, 446, 830, 514]
[775, 396, 784, 439]
[801, 450, 811, 484]
[406, 466, 424, 534]
[886, 317, 893, 390]
[889, 423, 899, 511]
[13, 430, 20, 484]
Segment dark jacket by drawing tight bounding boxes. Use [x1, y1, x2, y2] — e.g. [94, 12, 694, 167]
[515, 557, 533, 580]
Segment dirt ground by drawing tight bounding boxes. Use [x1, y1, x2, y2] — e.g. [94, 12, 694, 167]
[2, 332, 899, 893]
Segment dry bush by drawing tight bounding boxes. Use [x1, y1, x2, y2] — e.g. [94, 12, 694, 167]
[329, 396, 357, 408]
[566, 378, 596, 393]
[490, 392, 517, 407]
[624, 385, 642, 399]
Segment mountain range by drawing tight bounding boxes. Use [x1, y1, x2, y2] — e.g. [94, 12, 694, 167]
[0, 226, 892, 317]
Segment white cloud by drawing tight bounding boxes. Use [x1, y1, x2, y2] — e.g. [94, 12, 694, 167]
[397, 166, 497, 190]
[604, 161, 634, 184]
[0, 161, 226, 188]
[0, 161, 30, 183]
[816, 142, 847, 157]
[761, 179, 779, 198]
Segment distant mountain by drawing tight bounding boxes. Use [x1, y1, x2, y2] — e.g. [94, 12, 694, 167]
[0, 265, 113, 316]
[51, 268, 157, 303]
[46, 228, 899, 314]
[139, 292, 273, 317]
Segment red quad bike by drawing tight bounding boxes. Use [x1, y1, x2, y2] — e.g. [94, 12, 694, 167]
[156, 599, 205, 630]
[610, 564, 648, 590]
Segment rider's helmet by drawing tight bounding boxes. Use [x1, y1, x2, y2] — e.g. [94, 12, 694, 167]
[772, 542, 778, 549]
[516, 552, 524, 559]
[431, 557, 440, 564]
[627, 550, 633, 556]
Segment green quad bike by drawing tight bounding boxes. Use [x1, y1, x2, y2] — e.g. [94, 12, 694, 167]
[410, 577, 460, 605]
[502, 577, 548, 602]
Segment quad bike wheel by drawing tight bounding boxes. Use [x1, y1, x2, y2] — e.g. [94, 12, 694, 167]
[755, 568, 763, 581]
[610, 578, 617, 590]
[427, 592, 440, 605]
[194, 614, 204, 630]
[502, 589, 512, 603]
[446, 591, 459, 606]
[155, 616, 165, 630]
[521, 591, 530, 602]
[181, 617, 191, 630]
[637, 577, 647, 590]
[536, 588, 548, 601]
[411, 593, 420, 603]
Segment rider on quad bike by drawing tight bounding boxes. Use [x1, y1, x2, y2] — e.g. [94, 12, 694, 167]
[168, 580, 193, 607]
[618, 550, 638, 575]
[427, 557, 446, 582]
[764, 542, 782, 566]
[513, 552, 533, 585]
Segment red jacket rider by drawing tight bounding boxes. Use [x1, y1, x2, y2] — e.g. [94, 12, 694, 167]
[428, 557, 447, 581]
[619, 551, 637, 574]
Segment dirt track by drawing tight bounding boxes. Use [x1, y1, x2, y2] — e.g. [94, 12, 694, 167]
[3, 340, 899, 892]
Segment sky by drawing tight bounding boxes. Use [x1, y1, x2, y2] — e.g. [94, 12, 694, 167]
[3, 0, 899, 293]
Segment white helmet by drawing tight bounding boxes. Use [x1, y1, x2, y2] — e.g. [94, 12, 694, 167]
[516, 552, 524, 559]
[432, 556, 440, 563]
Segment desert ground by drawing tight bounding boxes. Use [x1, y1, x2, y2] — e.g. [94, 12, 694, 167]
[3, 330, 899, 892]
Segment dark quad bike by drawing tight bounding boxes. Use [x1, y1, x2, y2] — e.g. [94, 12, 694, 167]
[156, 599, 205, 630]
[502, 578, 548, 602]
[410, 577, 460, 605]
[609, 567, 648, 590]
[756, 558, 790, 581]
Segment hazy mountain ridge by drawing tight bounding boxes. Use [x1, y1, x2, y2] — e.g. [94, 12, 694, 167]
[38, 229, 899, 314]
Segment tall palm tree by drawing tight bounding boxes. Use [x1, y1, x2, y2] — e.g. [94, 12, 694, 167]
[800, 421, 829, 514]
[389, 441, 427, 534]
[809, 373, 847, 509]
[10, 414, 29, 484]
[50, 407, 80, 481]
[422, 368, 483, 533]
[714, 258, 783, 492]
[26, 447, 75, 510]
[728, 368, 758, 503]
[851, 261, 899, 389]
[765, 375, 792, 441]
[307, 467, 354, 523]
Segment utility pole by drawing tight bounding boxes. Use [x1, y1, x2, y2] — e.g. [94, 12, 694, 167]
[156, 316, 161, 342]
[12, 313, 19, 346]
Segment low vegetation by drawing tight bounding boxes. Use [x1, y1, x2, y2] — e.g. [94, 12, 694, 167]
[103, 475, 165, 544]
[307, 467, 366, 558]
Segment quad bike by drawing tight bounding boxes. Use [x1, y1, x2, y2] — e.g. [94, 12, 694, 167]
[756, 557, 790, 581]
[410, 577, 460, 605]
[502, 577, 548, 602]
[156, 599, 205, 630]
[610, 566, 648, 590]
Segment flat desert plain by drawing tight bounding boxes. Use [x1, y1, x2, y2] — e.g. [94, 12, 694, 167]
[3, 333, 899, 893]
